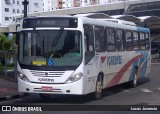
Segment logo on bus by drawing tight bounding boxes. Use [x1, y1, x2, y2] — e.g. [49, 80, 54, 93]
[107, 55, 122, 68]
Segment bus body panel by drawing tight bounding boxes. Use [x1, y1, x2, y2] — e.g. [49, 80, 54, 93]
[84, 50, 151, 90]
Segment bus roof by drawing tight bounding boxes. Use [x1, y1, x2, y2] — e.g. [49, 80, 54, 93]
[21, 15, 149, 32]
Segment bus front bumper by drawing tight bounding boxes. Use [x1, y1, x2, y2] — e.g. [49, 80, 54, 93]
[18, 78, 84, 95]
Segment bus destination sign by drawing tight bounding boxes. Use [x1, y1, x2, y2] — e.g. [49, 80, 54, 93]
[23, 17, 78, 28]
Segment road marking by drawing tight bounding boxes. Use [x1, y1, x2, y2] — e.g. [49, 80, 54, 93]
[123, 89, 129, 92]
[0, 98, 22, 104]
[141, 88, 153, 93]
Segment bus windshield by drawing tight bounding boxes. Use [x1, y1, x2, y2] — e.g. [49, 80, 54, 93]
[18, 30, 82, 67]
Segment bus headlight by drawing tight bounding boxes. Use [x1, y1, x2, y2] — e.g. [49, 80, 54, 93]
[17, 72, 30, 82]
[65, 72, 83, 83]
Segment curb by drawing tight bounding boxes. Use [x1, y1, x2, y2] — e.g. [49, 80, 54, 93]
[151, 62, 160, 64]
[0, 93, 29, 101]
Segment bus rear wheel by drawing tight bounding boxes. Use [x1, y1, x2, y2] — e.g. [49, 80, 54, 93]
[131, 69, 138, 88]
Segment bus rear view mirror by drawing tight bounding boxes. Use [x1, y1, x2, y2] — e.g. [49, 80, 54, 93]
[16, 32, 20, 45]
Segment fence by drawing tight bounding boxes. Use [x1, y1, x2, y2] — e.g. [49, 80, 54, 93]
[0, 51, 17, 81]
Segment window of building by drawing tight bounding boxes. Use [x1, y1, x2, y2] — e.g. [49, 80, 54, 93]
[22, 10, 24, 13]
[34, 3, 38, 7]
[125, 30, 133, 51]
[5, 8, 9, 12]
[13, 0, 15, 4]
[95, 26, 105, 52]
[116, 29, 124, 51]
[13, 9, 15, 13]
[133, 31, 140, 50]
[17, 1, 19, 5]
[13, 17, 15, 21]
[17, 9, 19, 13]
[106, 28, 116, 52]
[5, 17, 9, 21]
[59, 2, 62, 5]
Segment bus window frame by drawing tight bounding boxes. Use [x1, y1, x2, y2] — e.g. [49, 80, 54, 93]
[139, 32, 146, 50]
[133, 31, 140, 51]
[105, 27, 116, 52]
[125, 30, 133, 51]
[83, 24, 95, 65]
[115, 28, 125, 52]
[94, 26, 105, 52]
[145, 33, 150, 50]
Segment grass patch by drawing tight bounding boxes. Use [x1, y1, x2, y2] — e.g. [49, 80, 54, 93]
[0, 64, 15, 71]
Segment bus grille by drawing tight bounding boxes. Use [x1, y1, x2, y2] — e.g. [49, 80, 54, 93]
[30, 70, 65, 77]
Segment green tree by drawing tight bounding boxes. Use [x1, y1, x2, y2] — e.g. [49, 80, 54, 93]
[0, 33, 17, 65]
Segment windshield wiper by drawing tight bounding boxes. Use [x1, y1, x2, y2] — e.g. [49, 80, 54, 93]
[52, 27, 64, 47]
[33, 28, 45, 54]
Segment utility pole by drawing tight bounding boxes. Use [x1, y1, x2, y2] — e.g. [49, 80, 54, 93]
[22, 0, 29, 18]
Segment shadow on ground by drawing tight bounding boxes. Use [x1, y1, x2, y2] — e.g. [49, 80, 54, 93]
[28, 77, 151, 104]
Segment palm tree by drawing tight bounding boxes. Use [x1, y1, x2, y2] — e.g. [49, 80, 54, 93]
[0, 33, 17, 65]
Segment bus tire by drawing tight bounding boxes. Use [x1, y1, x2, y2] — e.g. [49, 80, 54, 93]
[93, 75, 103, 99]
[39, 93, 51, 100]
[131, 68, 138, 88]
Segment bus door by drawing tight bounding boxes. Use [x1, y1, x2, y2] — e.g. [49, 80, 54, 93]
[84, 25, 95, 78]
[94, 26, 105, 75]
[84, 24, 96, 93]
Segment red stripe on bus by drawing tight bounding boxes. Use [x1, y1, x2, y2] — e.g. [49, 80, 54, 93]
[101, 56, 106, 64]
[106, 54, 142, 87]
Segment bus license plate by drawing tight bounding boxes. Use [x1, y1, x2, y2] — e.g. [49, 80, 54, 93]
[42, 86, 53, 91]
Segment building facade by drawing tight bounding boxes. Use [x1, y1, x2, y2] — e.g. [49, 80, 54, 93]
[0, 0, 43, 26]
[0, 0, 146, 26]
[43, 0, 63, 11]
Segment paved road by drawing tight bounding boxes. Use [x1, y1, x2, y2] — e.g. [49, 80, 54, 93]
[0, 63, 160, 112]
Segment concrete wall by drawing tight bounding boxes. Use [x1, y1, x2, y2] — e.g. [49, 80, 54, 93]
[26, 2, 125, 17]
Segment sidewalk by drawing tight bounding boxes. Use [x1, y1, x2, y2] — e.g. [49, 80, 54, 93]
[0, 77, 28, 101]
[151, 58, 160, 63]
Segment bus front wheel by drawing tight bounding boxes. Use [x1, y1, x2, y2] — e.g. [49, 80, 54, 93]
[93, 75, 103, 99]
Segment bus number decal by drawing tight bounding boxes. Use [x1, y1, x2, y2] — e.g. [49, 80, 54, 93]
[38, 78, 54, 83]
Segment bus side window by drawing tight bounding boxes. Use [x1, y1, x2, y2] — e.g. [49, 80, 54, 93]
[84, 25, 94, 51]
[140, 33, 146, 50]
[125, 30, 133, 51]
[145, 33, 150, 50]
[106, 28, 116, 52]
[116, 29, 125, 51]
[133, 31, 140, 50]
[95, 26, 105, 52]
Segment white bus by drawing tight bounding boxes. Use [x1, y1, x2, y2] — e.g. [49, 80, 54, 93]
[17, 15, 151, 100]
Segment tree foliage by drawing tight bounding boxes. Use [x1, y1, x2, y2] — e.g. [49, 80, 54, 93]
[0, 33, 17, 64]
